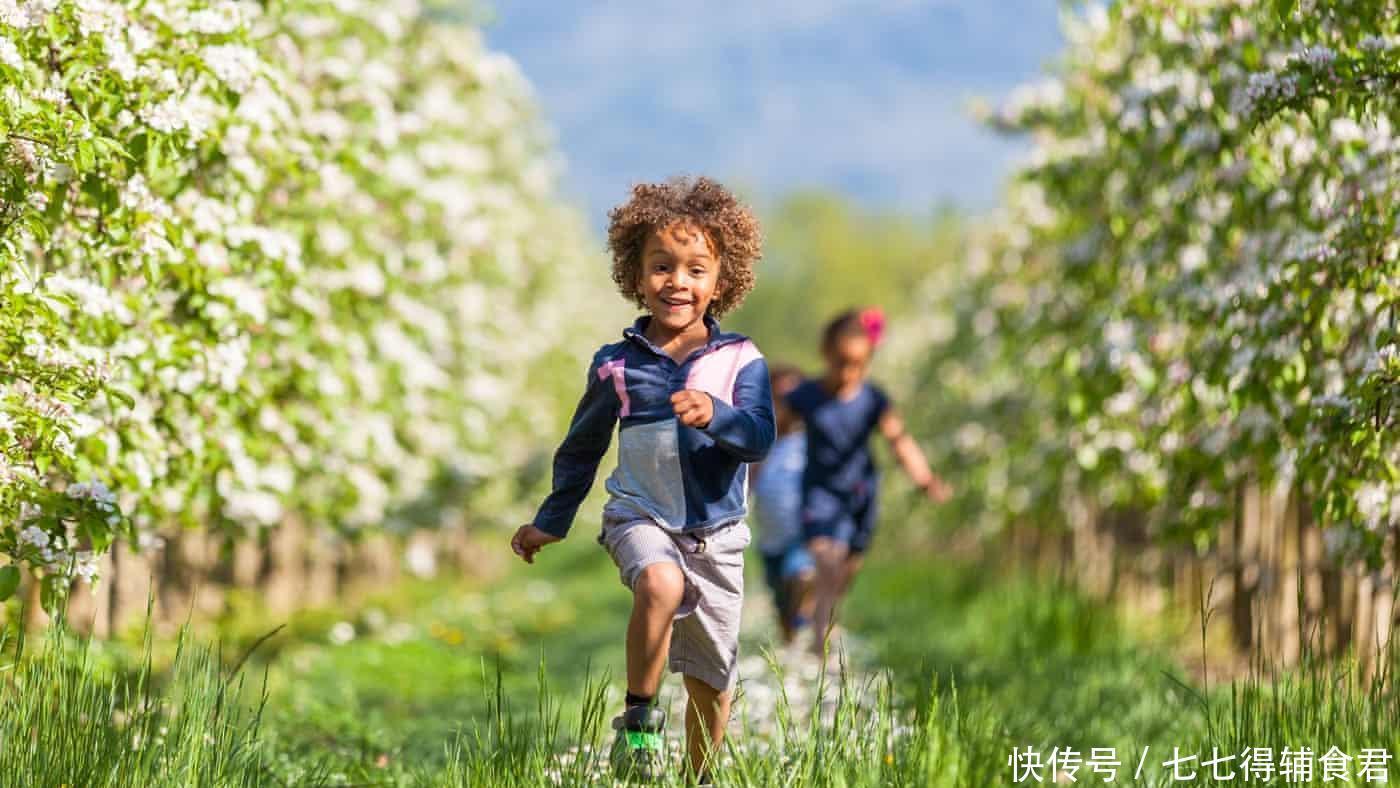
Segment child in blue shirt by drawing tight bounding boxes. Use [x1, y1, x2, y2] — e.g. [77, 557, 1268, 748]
[785, 307, 952, 657]
[750, 363, 816, 644]
[510, 176, 773, 784]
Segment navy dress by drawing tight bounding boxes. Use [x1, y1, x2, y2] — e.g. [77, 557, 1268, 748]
[784, 379, 890, 554]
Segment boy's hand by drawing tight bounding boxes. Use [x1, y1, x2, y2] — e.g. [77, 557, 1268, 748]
[671, 389, 714, 428]
[511, 524, 561, 564]
[923, 476, 953, 504]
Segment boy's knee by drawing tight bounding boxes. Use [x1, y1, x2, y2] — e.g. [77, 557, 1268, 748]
[682, 674, 728, 705]
[633, 562, 685, 608]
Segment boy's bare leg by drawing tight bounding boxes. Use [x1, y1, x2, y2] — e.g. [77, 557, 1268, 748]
[807, 536, 849, 655]
[683, 674, 731, 779]
[627, 562, 686, 697]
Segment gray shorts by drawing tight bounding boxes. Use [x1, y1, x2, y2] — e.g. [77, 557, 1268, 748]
[597, 513, 750, 692]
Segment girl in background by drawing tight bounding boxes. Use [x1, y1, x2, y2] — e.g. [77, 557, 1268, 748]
[784, 307, 952, 657]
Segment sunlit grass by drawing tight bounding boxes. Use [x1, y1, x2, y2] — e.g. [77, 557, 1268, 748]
[0, 615, 297, 787]
[3, 534, 1397, 786]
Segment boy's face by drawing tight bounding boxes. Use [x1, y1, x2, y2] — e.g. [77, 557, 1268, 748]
[638, 221, 720, 335]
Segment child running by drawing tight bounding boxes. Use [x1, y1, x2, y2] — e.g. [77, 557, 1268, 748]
[750, 364, 816, 645]
[785, 307, 952, 659]
[510, 176, 773, 785]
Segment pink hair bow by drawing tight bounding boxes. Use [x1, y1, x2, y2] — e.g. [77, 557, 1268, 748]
[859, 306, 885, 347]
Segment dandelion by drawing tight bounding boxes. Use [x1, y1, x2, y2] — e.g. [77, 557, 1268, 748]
[329, 621, 356, 645]
[524, 579, 556, 604]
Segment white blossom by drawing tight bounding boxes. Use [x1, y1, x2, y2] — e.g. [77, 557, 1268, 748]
[202, 44, 260, 93]
[19, 525, 49, 548]
[1355, 483, 1392, 529]
[0, 35, 21, 69]
[1295, 45, 1337, 69]
[1359, 35, 1391, 52]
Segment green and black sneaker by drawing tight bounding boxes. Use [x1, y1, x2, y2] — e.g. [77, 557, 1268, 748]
[609, 703, 667, 782]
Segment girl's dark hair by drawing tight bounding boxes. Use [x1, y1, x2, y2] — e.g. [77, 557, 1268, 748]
[822, 310, 862, 350]
[822, 307, 886, 351]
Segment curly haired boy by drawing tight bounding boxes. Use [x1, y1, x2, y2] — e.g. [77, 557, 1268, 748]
[511, 176, 773, 784]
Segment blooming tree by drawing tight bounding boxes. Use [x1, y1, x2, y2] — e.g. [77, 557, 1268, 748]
[0, 0, 609, 609]
[897, 1, 1398, 565]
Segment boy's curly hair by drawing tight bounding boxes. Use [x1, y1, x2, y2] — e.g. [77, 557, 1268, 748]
[607, 176, 762, 319]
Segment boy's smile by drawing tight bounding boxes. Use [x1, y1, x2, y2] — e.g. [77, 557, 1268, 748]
[639, 221, 722, 352]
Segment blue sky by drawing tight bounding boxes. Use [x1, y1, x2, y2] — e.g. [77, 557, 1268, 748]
[480, 1, 1065, 223]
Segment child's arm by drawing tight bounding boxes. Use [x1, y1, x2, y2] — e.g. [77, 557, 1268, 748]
[673, 357, 775, 462]
[878, 408, 952, 502]
[512, 354, 621, 561]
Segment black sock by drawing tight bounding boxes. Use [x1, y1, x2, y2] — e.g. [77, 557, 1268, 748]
[624, 691, 653, 708]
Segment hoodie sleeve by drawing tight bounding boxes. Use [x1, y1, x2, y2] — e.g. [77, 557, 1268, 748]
[532, 351, 621, 538]
[702, 355, 776, 463]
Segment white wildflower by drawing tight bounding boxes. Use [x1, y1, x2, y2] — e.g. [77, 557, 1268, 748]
[328, 621, 356, 645]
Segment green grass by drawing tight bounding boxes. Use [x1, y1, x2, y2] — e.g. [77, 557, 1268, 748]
[3, 529, 1399, 786]
[0, 620, 286, 787]
[846, 554, 1202, 754]
[846, 548, 1400, 786]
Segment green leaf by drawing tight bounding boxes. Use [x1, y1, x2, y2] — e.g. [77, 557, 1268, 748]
[44, 188, 63, 223]
[0, 565, 19, 601]
[75, 139, 94, 170]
